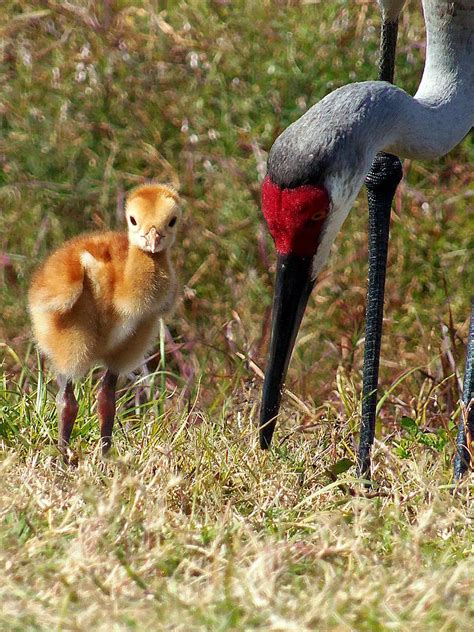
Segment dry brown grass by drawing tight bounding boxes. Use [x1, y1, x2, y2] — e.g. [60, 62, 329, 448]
[1, 1, 473, 629]
[1, 383, 473, 631]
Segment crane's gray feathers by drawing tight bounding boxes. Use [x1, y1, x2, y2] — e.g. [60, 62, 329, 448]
[268, 1, 473, 194]
[268, 82, 399, 190]
[266, 1, 473, 281]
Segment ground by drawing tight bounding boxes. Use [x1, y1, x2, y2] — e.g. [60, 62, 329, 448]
[0, 1, 473, 630]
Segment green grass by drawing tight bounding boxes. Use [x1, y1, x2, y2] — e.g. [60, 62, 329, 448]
[1, 362, 473, 630]
[1, 0, 473, 629]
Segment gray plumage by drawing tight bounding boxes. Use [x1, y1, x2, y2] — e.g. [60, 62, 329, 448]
[268, 0, 473, 190]
[266, 0, 473, 277]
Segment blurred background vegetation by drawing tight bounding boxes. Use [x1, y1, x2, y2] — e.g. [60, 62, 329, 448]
[1, 0, 473, 443]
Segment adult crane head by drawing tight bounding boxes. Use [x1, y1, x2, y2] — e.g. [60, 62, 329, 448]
[259, 178, 329, 447]
[259, 0, 474, 449]
[259, 87, 373, 448]
[260, 81, 402, 451]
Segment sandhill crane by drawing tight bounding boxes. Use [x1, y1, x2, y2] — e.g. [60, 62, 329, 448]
[259, 0, 474, 479]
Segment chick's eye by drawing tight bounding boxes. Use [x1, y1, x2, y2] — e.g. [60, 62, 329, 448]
[168, 217, 177, 227]
[129, 216, 137, 226]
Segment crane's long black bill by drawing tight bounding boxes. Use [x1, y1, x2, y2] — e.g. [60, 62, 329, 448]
[260, 254, 314, 449]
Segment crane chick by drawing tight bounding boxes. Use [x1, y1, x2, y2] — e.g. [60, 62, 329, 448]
[28, 184, 181, 457]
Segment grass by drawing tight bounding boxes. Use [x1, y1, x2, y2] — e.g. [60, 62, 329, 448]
[1, 0, 473, 629]
[1, 363, 473, 630]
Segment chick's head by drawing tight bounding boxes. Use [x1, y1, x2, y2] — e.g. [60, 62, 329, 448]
[126, 184, 181, 254]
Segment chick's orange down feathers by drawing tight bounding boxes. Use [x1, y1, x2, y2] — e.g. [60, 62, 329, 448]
[29, 184, 180, 379]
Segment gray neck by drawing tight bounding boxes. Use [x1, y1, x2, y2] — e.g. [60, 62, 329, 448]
[418, 0, 474, 96]
[269, 0, 473, 185]
[391, 0, 474, 157]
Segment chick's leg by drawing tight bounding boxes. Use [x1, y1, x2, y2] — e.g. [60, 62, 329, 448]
[98, 370, 119, 455]
[57, 376, 78, 452]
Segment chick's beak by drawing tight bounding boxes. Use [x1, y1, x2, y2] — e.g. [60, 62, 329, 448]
[147, 227, 161, 253]
[259, 254, 314, 449]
